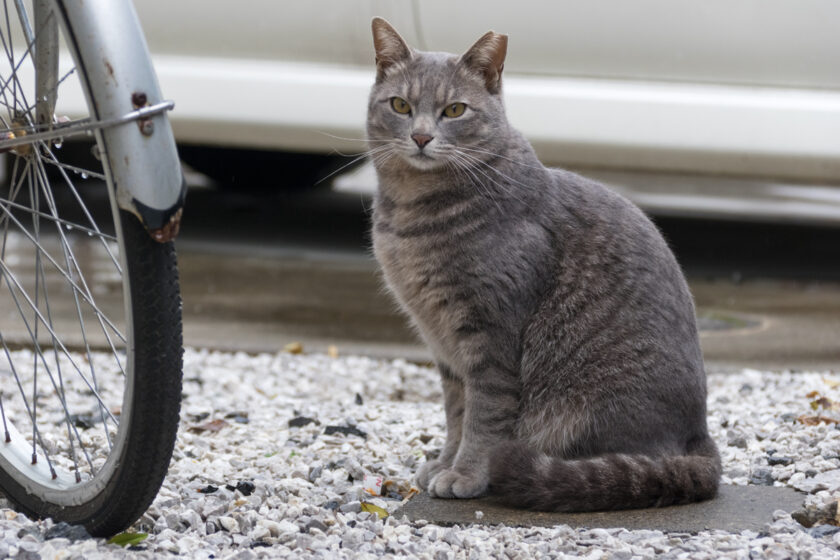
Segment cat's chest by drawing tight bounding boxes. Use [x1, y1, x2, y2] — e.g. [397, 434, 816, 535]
[372, 195, 490, 297]
[373, 226, 468, 308]
[373, 211, 480, 326]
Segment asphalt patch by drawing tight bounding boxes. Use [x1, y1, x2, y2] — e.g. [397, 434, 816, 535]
[394, 485, 804, 533]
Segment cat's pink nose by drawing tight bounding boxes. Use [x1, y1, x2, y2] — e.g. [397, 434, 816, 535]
[411, 133, 433, 149]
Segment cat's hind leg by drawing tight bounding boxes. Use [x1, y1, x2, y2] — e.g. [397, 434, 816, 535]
[417, 365, 464, 489]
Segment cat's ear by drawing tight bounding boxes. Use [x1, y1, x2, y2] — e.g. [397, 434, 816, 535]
[371, 17, 412, 81]
[461, 31, 508, 94]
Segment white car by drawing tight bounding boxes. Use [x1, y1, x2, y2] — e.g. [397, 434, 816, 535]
[137, 0, 840, 224]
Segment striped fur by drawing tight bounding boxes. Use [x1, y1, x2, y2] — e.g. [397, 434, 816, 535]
[489, 440, 721, 512]
[367, 19, 720, 510]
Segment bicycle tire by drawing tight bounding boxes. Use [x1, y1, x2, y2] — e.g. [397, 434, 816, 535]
[0, 211, 183, 537]
[0, 2, 183, 536]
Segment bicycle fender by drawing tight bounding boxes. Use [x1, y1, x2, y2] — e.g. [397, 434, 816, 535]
[53, 0, 185, 242]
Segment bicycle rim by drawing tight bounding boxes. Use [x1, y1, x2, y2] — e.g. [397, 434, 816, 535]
[0, 1, 136, 509]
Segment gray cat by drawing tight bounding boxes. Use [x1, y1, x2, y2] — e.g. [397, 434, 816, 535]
[367, 17, 720, 511]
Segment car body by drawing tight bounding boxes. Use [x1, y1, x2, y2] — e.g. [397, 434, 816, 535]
[136, 0, 840, 224]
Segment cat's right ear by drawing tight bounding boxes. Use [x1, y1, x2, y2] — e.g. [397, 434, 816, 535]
[372, 17, 412, 81]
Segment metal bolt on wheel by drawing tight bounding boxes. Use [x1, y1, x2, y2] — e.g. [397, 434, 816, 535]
[0, 0, 183, 536]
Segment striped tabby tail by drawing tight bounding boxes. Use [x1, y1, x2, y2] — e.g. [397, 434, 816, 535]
[488, 439, 720, 512]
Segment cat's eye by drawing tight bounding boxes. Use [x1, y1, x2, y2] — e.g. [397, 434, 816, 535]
[443, 102, 466, 118]
[391, 97, 411, 114]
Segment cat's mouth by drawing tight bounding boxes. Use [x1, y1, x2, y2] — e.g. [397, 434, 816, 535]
[406, 151, 443, 170]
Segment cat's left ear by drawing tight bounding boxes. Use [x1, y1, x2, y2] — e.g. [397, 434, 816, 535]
[461, 31, 508, 94]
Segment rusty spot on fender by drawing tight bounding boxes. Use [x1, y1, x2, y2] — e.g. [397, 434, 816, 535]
[104, 59, 115, 81]
[149, 207, 183, 243]
[131, 92, 153, 135]
[131, 92, 147, 108]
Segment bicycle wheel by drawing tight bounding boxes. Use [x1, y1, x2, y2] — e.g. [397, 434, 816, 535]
[0, 1, 183, 536]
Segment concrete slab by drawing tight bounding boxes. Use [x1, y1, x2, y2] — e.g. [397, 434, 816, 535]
[393, 486, 804, 533]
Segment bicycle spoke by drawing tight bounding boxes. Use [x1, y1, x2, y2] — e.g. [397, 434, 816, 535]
[28, 158, 40, 465]
[0, 45, 33, 115]
[2, 2, 20, 115]
[0, 202, 126, 344]
[0, 279, 109, 478]
[32, 155, 116, 448]
[32, 156, 128, 362]
[30, 153, 106, 469]
[34, 251, 89, 476]
[0, 332, 95, 477]
[40, 143, 122, 272]
[29, 192, 128, 385]
[0, 391, 9, 442]
[0, 4, 36, 121]
[0, 155, 25, 283]
[0, 258, 120, 427]
[0, 332, 57, 478]
[39, 158, 106, 182]
[0, 196, 116, 241]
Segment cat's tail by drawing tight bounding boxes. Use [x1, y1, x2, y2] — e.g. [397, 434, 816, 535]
[487, 438, 720, 512]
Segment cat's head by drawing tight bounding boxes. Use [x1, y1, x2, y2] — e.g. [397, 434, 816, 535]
[367, 18, 509, 172]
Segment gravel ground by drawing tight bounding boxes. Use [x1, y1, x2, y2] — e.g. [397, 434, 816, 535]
[3, 348, 840, 559]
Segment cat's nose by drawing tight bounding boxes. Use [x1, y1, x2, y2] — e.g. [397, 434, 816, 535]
[411, 133, 434, 149]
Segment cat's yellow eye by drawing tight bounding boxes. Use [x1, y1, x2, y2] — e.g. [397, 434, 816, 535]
[443, 102, 466, 118]
[391, 97, 411, 114]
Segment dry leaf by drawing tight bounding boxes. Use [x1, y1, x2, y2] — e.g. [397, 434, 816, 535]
[382, 479, 419, 500]
[360, 501, 388, 519]
[816, 397, 836, 410]
[797, 415, 840, 426]
[284, 342, 304, 354]
[824, 377, 840, 389]
[327, 345, 339, 359]
[107, 532, 148, 547]
[806, 390, 821, 399]
[189, 418, 229, 433]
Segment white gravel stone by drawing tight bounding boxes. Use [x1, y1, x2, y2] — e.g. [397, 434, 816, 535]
[2, 348, 840, 557]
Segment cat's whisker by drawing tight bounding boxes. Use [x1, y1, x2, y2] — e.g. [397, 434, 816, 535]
[316, 131, 391, 143]
[453, 149, 534, 209]
[457, 152, 540, 208]
[371, 147, 401, 175]
[448, 152, 505, 214]
[444, 156, 476, 196]
[371, 149, 397, 168]
[314, 144, 395, 186]
[457, 145, 546, 171]
[329, 146, 388, 158]
[456, 149, 534, 192]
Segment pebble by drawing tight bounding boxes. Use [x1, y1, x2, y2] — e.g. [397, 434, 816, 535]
[43, 522, 90, 542]
[1, 349, 840, 558]
[749, 467, 775, 486]
[340, 501, 363, 513]
[218, 516, 239, 533]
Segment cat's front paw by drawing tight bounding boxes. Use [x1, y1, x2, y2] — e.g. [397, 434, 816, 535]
[416, 459, 450, 490]
[428, 467, 488, 499]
